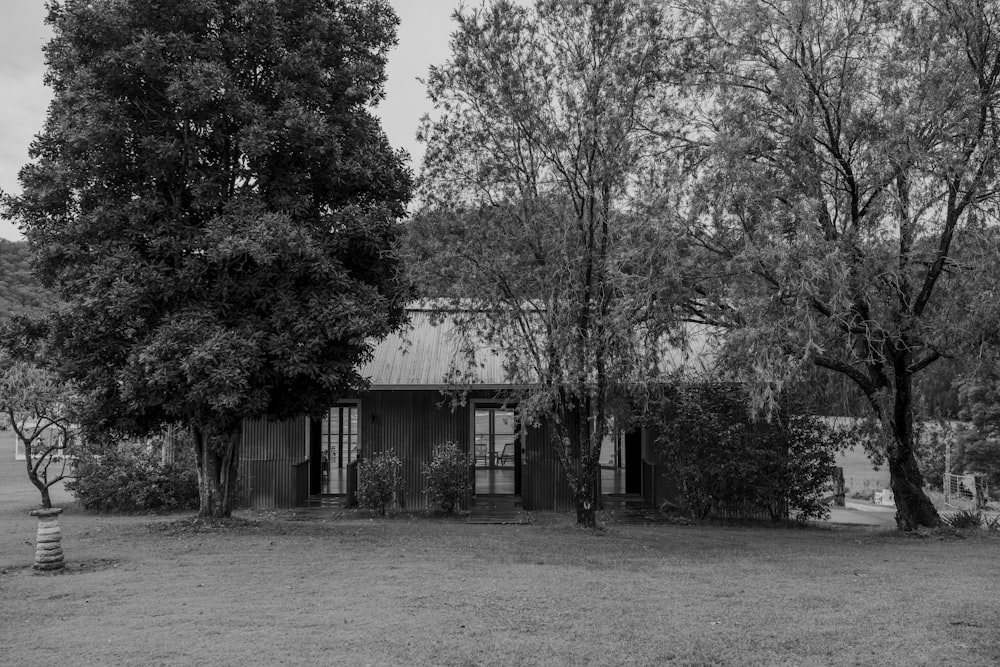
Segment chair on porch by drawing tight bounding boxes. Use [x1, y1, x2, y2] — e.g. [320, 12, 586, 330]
[497, 443, 515, 466]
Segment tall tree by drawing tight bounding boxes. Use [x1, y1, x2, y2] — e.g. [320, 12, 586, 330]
[3, 0, 411, 518]
[410, 0, 682, 526]
[674, 0, 1000, 529]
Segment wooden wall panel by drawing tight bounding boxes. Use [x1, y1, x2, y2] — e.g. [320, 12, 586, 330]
[235, 391, 586, 513]
[238, 416, 308, 509]
[359, 390, 576, 511]
[521, 421, 574, 512]
[361, 390, 469, 509]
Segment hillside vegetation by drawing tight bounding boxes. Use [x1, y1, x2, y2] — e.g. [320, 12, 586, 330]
[0, 240, 57, 320]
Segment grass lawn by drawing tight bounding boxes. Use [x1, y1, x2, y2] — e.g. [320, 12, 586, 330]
[2, 458, 998, 666]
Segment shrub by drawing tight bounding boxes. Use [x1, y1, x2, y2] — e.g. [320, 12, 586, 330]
[357, 452, 403, 515]
[424, 441, 469, 513]
[67, 435, 199, 512]
[647, 384, 838, 523]
[944, 509, 983, 529]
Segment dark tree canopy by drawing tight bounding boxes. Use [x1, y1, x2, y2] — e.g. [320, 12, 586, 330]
[3, 0, 412, 517]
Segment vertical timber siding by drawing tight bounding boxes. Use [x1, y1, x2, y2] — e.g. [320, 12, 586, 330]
[361, 390, 469, 510]
[521, 421, 574, 512]
[641, 425, 682, 509]
[359, 389, 575, 511]
[238, 416, 308, 509]
[235, 390, 580, 512]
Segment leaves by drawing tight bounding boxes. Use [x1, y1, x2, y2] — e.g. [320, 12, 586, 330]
[0, 241, 59, 321]
[649, 383, 839, 522]
[411, 1, 688, 521]
[357, 452, 403, 516]
[423, 441, 470, 514]
[679, 0, 1000, 404]
[3, 0, 412, 442]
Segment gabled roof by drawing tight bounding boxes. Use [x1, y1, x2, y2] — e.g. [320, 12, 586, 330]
[359, 307, 717, 389]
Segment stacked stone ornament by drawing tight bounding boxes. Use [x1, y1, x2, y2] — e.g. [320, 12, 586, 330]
[29, 507, 64, 571]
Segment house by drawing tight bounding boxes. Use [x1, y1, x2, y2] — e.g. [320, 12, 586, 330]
[237, 305, 715, 512]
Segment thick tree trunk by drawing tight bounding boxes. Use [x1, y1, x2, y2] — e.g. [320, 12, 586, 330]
[192, 426, 241, 520]
[887, 368, 941, 530]
[887, 447, 940, 530]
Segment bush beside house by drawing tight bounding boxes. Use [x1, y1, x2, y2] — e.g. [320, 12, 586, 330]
[648, 384, 838, 522]
[423, 441, 469, 513]
[67, 435, 199, 512]
[357, 452, 404, 516]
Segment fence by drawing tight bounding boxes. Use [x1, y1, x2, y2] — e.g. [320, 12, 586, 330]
[846, 476, 890, 498]
[943, 473, 989, 509]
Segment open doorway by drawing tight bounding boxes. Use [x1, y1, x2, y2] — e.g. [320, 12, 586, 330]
[472, 404, 520, 495]
[601, 426, 642, 496]
[311, 403, 358, 495]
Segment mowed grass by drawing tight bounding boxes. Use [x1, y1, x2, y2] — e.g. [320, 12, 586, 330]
[1, 459, 998, 666]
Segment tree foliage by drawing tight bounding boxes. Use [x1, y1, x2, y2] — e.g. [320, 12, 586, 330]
[0, 345, 77, 509]
[423, 441, 470, 514]
[3, 0, 411, 518]
[357, 451, 403, 516]
[67, 434, 200, 512]
[955, 359, 1000, 487]
[409, 0, 685, 527]
[648, 384, 838, 522]
[672, 0, 1000, 529]
[0, 240, 59, 322]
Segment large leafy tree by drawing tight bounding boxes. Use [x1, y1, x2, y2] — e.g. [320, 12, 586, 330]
[3, 0, 411, 518]
[410, 0, 683, 526]
[674, 0, 1000, 529]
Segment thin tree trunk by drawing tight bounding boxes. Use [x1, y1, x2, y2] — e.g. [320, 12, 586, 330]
[36, 477, 52, 509]
[577, 397, 595, 527]
[560, 402, 599, 528]
[23, 441, 52, 509]
[575, 443, 598, 528]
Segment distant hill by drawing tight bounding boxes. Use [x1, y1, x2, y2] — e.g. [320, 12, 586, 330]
[0, 239, 59, 321]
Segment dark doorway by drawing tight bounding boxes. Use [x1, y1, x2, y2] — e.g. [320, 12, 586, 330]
[309, 418, 322, 495]
[624, 429, 642, 494]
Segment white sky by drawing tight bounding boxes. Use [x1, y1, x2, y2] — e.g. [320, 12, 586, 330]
[0, 0, 466, 241]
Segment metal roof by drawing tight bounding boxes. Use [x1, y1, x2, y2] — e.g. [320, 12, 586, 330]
[360, 311, 508, 388]
[359, 309, 717, 389]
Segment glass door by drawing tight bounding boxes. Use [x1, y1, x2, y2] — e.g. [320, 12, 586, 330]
[474, 406, 517, 494]
[321, 404, 358, 494]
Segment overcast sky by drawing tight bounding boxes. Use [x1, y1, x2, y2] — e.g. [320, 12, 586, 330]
[0, 0, 465, 241]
